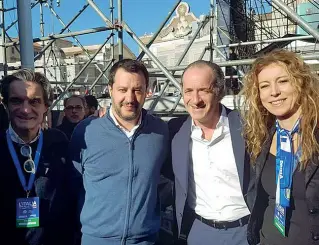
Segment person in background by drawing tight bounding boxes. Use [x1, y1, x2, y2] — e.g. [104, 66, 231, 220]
[0, 69, 74, 245]
[242, 49, 319, 245]
[56, 95, 86, 140]
[168, 60, 251, 245]
[85, 94, 99, 117]
[69, 59, 169, 245]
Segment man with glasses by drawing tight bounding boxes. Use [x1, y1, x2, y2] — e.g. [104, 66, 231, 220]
[56, 95, 86, 140]
[0, 69, 75, 245]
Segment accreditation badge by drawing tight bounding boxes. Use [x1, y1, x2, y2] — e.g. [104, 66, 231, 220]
[274, 203, 286, 236]
[16, 197, 40, 228]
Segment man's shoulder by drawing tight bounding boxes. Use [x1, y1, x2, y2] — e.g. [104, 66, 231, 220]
[74, 116, 104, 135]
[144, 113, 169, 136]
[43, 128, 68, 143]
[225, 107, 242, 124]
[167, 115, 189, 140]
[145, 113, 167, 128]
[168, 115, 189, 130]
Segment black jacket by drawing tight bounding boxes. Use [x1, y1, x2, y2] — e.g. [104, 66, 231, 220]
[0, 128, 76, 245]
[0, 103, 8, 133]
[246, 125, 319, 245]
[56, 117, 79, 140]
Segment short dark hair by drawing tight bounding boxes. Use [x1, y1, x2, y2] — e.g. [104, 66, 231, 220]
[108, 59, 149, 88]
[85, 95, 98, 109]
[63, 95, 86, 108]
[0, 69, 53, 106]
[181, 60, 225, 100]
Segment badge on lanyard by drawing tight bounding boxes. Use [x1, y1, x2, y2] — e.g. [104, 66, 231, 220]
[16, 197, 40, 228]
[274, 203, 286, 236]
[6, 130, 43, 228]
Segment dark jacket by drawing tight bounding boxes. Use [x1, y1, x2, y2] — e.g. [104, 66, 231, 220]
[0, 128, 75, 245]
[0, 103, 8, 133]
[56, 117, 79, 140]
[246, 125, 319, 245]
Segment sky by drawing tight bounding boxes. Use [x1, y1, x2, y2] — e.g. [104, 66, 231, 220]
[5, 0, 210, 55]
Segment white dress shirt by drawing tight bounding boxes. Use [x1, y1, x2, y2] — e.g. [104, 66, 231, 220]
[109, 107, 141, 140]
[187, 107, 250, 221]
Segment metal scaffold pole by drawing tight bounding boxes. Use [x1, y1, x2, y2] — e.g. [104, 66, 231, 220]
[17, 0, 34, 69]
[34, 3, 90, 61]
[0, 0, 7, 75]
[136, 0, 182, 61]
[209, 0, 216, 61]
[39, 1, 45, 75]
[50, 33, 114, 109]
[5, 27, 113, 47]
[110, 0, 115, 65]
[272, 0, 319, 41]
[47, 4, 110, 83]
[123, 21, 181, 91]
[117, 0, 123, 60]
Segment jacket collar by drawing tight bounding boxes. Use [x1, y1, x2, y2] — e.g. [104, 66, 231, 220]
[254, 123, 319, 186]
[306, 129, 319, 185]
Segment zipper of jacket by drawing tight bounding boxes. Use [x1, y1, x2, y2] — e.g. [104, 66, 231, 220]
[121, 127, 142, 245]
[121, 137, 133, 245]
[106, 115, 133, 245]
[106, 112, 144, 244]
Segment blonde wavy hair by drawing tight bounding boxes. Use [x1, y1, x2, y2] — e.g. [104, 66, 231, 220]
[241, 49, 319, 169]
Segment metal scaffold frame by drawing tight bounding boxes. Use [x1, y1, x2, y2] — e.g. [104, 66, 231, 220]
[0, 0, 318, 114]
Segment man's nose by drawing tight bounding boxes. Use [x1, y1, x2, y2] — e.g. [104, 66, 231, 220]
[191, 92, 201, 104]
[21, 101, 32, 114]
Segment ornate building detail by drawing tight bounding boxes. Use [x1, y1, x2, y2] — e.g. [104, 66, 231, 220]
[160, 2, 199, 39]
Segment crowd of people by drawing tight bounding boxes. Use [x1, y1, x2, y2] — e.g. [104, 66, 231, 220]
[0, 49, 318, 245]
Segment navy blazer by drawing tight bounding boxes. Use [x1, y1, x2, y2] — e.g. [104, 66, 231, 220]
[168, 105, 251, 238]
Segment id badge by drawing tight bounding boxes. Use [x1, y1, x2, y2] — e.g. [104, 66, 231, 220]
[274, 203, 286, 236]
[16, 197, 40, 228]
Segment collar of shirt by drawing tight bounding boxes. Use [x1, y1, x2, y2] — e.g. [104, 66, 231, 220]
[191, 106, 229, 144]
[8, 124, 40, 145]
[109, 106, 142, 139]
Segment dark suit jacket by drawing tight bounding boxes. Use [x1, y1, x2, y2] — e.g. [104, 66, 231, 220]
[168, 105, 251, 239]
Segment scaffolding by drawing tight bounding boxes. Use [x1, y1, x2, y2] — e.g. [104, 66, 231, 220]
[0, 0, 318, 115]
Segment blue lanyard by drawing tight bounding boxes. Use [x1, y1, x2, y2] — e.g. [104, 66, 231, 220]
[275, 119, 300, 207]
[6, 130, 43, 194]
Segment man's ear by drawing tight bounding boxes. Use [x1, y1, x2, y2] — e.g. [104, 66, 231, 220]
[108, 85, 112, 98]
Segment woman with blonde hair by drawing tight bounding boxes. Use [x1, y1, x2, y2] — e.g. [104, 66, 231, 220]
[242, 49, 319, 245]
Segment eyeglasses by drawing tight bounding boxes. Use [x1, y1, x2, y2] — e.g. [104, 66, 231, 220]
[20, 145, 36, 174]
[65, 105, 83, 111]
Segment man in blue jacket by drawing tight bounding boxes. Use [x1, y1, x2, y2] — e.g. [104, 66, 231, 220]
[69, 59, 169, 245]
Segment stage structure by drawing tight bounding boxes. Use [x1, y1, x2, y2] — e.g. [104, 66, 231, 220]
[0, 0, 317, 114]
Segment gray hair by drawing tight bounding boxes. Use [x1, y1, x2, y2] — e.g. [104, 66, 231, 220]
[0, 68, 53, 106]
[181, 60, 225, 100]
